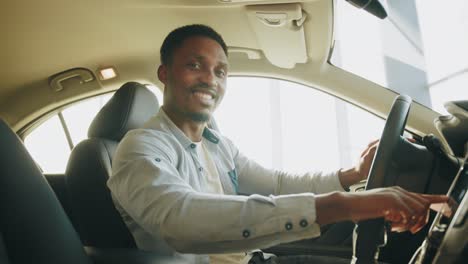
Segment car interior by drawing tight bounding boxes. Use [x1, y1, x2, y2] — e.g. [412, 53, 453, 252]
[1, 0, 467, 263]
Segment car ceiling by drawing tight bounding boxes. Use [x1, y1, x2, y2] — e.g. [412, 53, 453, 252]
[0, 0, 439, 137]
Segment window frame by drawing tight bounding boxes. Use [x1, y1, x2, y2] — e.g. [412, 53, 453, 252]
[217, 75, 417, 172]
[18, 91, 115, 141]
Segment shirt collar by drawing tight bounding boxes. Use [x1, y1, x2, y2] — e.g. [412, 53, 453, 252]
[157, 108, 220, 149]
[202, 127, 220, 144]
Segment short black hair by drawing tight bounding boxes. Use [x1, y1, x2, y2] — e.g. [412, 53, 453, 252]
[160, 24, 228, 65]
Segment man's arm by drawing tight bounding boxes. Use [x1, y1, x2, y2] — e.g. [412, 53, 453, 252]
[108, 131, 324, 253]
[315, 186, 449, 234]
[225, 139, 344, 195]
[231, 138, 379, 196]
[110, 133, 444, 253]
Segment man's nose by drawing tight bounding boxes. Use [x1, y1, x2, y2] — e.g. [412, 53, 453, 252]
[199, 69, 217, 87]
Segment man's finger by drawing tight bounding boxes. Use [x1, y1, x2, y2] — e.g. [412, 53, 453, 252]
[367, 139, 379, 147]
[410, 211, 428, 234]
[360, 139, 379, 157]
[366, 146, 377, 158]
[420, 194, 449, 204]
[430, 203, 453, 218]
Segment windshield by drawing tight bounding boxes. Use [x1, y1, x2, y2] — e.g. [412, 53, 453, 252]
[330, 0, 468, 114]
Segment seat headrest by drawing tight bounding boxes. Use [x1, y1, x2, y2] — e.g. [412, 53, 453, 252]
[88, 82, 160, 141]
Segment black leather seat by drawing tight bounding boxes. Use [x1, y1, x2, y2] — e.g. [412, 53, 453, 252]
[0, 116, 183, 264]
[65, 82, 160, 248]
[0, 118, 92, 264]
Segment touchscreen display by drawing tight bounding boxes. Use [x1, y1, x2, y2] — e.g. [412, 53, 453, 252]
[434, 158, 468, 223]
[418, 156, 468, 264]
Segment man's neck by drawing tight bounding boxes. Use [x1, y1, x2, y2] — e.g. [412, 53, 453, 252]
[162, 106, 206, 142]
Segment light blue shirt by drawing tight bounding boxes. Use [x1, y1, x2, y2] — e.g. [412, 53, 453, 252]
[108, 109, 345, 264]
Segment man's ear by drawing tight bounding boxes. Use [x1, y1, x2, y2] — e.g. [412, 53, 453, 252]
[157, 65, 168, 84]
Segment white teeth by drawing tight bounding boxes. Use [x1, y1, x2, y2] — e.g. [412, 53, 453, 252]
[194, 91, 213, 100]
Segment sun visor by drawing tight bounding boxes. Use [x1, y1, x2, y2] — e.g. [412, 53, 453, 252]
[246, 3, 308, 69]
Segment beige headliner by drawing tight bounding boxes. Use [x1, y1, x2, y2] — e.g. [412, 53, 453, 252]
[0, 0, 439, 137]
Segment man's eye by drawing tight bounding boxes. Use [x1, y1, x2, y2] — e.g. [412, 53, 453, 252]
[187, 63, 201, 69]
[216, 69, 226, 78]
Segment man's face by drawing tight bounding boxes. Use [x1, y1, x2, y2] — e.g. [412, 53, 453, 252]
[159, 36, 228, 123]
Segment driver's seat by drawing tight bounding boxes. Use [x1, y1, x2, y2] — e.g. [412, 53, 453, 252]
[65, 82, 160, 248]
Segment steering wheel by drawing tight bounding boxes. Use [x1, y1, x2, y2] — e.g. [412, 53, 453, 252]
[352, 95, 412, 263]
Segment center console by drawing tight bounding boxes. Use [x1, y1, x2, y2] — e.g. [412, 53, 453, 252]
[411, 101, 468, 263]
[413, 153, 468, 263]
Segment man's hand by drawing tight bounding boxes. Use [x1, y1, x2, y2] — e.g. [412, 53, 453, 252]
[315, 186, 449, 234]
[352, 187, 449, 234]
[338, 139, 379, 189]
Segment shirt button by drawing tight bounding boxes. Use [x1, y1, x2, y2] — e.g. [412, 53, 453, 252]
[190, 143, 196, 149]
[155, 158, 161, 162]
[242, 229, 250, 238]
[285, 222, 293, 231]
[299, 219, 308, 228]
[198, 167, 203, 172]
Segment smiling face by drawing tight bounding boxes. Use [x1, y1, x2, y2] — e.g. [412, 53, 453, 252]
[158, 36, 228, 123]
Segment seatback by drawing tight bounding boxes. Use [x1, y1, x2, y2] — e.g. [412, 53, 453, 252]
[0, 119, 92, 264]
[65, 82, 160, 248]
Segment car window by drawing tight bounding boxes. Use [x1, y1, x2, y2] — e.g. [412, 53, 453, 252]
[214, 77, 385, 173]
[61, 93, 114, 145]
[24, 115, 72, 174]
[24, 93, 114, 173]
[24, 86, 163, 174]
[24, 78, 382, 175]
[331, 0, 468, 114]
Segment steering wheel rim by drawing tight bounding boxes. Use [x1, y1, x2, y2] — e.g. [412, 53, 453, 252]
[353, 95, 412, 262]
[365, 95, 412, 190]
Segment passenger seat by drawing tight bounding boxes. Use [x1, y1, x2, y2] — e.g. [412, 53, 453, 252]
[0, 118, 92, 264]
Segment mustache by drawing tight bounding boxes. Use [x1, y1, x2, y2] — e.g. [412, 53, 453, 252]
[190, 83, 215, 90]
[190, 83, 217, 97]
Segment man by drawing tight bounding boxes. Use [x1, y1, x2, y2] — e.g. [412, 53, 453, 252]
[107, 24, 448, 264]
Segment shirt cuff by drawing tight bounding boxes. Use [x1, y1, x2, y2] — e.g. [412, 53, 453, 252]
[179, 193, 322, 253]
[331, 169, 346, 192]
[308, 169, 346, 194]
[243, 193, 321, 244]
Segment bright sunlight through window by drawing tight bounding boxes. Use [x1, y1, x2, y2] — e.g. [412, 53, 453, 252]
[215, 77, 384, 173]
[25, 79, 382, 175]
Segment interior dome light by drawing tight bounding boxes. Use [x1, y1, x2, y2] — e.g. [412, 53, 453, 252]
[98, 67, 117, 80]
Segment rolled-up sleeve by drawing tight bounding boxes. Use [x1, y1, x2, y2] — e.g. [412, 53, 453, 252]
[108, 132, 322, 254]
